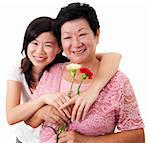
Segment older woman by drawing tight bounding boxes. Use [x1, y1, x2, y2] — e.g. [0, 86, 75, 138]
[28, 2, 144, 143]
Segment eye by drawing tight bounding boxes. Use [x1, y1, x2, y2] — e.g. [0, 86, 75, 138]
[79, 33, 86, 37]
[63, 36, 71, 40]
[45, 44, 51, 47]
[31, 41, 38, 46]
[44, 43, 54, 48]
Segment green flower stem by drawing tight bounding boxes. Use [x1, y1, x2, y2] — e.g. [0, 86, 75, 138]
[68, 74, 75, 96]
[56, 125, 68, 142]
[77, 74, 88, 96]
[77, 78, 83, 95]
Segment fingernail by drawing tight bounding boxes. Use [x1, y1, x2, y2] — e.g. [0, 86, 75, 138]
[71, 118, 74, 122]
[76, 118, 79, 123]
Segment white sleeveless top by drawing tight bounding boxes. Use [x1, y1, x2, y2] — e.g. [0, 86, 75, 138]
[7, 65, 41, 143]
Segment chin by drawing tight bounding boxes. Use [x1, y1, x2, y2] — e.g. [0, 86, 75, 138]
[69, 54, 89, 63]
[70, 59, 84, 64]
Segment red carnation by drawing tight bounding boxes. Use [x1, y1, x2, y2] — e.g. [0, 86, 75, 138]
[80, 68, 93, 79]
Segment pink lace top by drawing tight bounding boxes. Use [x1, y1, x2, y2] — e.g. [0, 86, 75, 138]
[32, 63, 144, 143]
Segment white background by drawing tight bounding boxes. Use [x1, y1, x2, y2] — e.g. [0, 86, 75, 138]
[0, 0, 149, 142]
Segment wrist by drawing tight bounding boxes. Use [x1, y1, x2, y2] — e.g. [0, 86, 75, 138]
[39, 93, 48, 105]
[36, 110, 44, 121]
[92, 79, 106, 92]
[36, 105, 49, 122]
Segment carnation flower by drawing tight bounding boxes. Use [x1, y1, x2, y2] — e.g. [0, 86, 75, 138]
[66, 64, 93, 96]
[66, 63, 81, 96]
[66, 63, 81, 76]
[80, 67, 93, 79]
[53, 64, 93, 142]
[77, 68, 93, 95]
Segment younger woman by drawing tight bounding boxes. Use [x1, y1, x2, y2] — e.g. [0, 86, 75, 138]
[6, 16, 121, 143]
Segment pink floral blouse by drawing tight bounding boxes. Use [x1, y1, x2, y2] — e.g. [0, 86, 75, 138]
[32, 63, 144, 143]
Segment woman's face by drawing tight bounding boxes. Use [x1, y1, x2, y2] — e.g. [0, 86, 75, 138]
[27, 32, 60, 70]
[61, 18, 99, 64]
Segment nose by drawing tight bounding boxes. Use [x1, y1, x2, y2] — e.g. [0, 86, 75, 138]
[72, 36, 82, 49]
[36, 44, 44, 54]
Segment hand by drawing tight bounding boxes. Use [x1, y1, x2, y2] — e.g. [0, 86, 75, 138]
[37, 105, 70, 126]
[44, 92, 72, 119]
[58, 131, 87, 143]
[60, 89, 99, 122]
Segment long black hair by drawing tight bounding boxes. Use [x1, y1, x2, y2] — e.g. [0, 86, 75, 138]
[21, 16, 69, 88]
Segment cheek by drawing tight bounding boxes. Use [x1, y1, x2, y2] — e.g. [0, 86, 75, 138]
[27, 48, 32, 59]
[62, 40, 70, 49]
[47, 49, 58, 59]
[86, 38, 96, 49]
[62, 44, 70, 54]
[27, 44, 34, 55]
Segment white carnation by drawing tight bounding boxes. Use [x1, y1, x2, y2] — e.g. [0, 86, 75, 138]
[66, 63, 81, 70]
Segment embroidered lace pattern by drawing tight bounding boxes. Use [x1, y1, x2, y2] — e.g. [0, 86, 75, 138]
[32, 64, 144, 142]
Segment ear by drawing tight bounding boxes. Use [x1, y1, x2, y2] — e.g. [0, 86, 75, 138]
[57, 46, 63, 54]
[95, 29, 100, 44]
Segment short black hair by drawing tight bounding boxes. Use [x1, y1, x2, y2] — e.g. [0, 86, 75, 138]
[54, 2, 100, 46]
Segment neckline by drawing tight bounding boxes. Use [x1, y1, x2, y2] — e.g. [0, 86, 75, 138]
[61, 76, 91, 87]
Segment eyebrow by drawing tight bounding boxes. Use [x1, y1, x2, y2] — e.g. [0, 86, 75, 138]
[62, 27, 88, 34]
[34, 39, 56, 44]
[78, 27, 88, 32]
[45, 42, 55, 44]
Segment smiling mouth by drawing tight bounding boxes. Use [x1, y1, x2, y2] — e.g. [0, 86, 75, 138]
[72, 49, 86, 55]
[34, 56, 46, 62]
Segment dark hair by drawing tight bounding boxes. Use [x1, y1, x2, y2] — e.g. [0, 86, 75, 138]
[21, 16, 69, 88]
[54, 2, 100, 46]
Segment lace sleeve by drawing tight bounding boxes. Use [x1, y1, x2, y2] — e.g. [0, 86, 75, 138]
[116, 77, 144, 131]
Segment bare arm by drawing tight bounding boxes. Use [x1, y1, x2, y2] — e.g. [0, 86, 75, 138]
[58, 128, 144, 143]
[6, 80, 53, 125]
[94, 52, 122, 91]
[60, 52, 122, 121]
[25, 105, 70, 128]
[91, 128, 145, 143]
[24, 105, 46, 128]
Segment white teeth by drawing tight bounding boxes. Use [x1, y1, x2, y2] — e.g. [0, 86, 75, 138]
[34, 56, 45, 61]
[72, 49, 85, 54]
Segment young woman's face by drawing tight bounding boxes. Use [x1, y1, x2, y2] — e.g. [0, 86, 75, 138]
[27, 32, 60, 69]
[61, 18, 99, 64]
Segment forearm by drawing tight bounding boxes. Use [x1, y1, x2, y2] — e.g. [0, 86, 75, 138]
[83, 128, 144, 143]
[94, 52, 122, 91]
[25, 105, 51, 128]
[25, 110, 43, 128]
[7, 95, 46, 125]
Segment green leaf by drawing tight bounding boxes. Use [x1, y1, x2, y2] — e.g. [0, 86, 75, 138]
[81, 74, 88, 79]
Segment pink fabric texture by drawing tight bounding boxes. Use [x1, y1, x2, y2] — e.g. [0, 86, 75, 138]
[33, 63, 144, 143]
